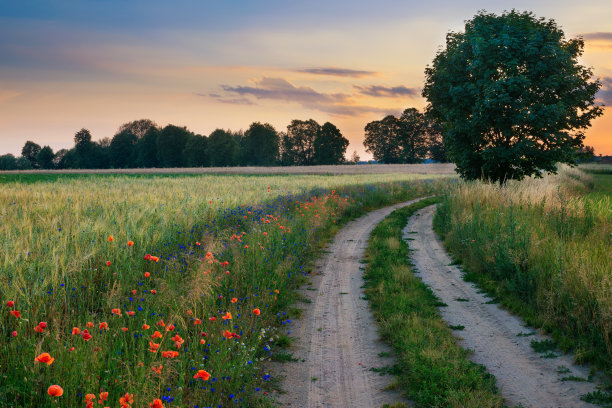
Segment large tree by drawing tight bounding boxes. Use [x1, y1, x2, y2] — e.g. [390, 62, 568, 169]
[136, 127, 160, 168]
[282, 119, 320, 165]
[243, 122, 279, 166]
[397, 108, 429, 163]
[422, 10, 603, 183]
[363, 115, 402, 163]
[314, 122, 349, 165]
[183, 134, 209, 167]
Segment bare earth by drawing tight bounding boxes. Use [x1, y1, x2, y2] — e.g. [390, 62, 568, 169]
[405, 205, 599, 408]
[274, 199, 424, 408]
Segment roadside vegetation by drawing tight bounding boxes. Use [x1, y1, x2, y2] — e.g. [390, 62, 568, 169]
[364, 198, 503, 408]
[434, 165, 612, 383]
[0, 172, 443, 407]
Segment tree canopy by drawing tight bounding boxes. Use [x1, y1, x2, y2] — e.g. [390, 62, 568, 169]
[314, 122, 349, 165]
[422, 10, 603, 183]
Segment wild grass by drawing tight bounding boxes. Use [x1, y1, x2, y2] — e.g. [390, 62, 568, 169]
[363, 198, 503, 408]
[434, 165, 612, 377]
[0, 172, 444, 407]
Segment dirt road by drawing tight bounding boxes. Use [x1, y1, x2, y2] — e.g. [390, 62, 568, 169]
[274, 199, 423, 408]
[405, 205, 598, 408]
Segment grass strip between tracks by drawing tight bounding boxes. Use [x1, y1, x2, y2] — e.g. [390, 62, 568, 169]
[363, 198, 504, 408]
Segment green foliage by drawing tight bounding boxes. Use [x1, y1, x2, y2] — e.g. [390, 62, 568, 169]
[183, 134, 209, 167]
[423, 10, 603, 183]
[156, 125, 192, 167]
[21, 141, 41, 168]
[244, 122, 280, 166]
[364, 199, 503, 407]
[314, 122, 349, 165]
[282, 119, 319, 165]
[109, 131, 138, 168]
[0, 154, 18, 170]
[363, 108, 433, 164]
[208, 129, 239, 166]
[36, 146, 55, 170]
[136, 127, 160, 168]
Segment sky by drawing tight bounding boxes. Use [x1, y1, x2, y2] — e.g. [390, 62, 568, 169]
[1, 0, 611, 159]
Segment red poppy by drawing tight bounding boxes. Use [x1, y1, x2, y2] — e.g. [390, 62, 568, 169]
[34, 325, 45, 333]
[82, 332, 92, 341]
[111, 308, 121, 316]
[200, 338, 206, 344]
[119, 393, 134, 406]
[195, 242, 201, 246]
[193, 318, 202, 325]
[144, 272, 150, 278]
[72, 327, 81, 335]
[253, 308, 261, 316]
[99, 392, 108, 404]
[86, 322, 94, 328]
[85, 393, 96, 403]
[47, 385, 63, 397]
[151, 331, 162, 339]
[231, 298, 238, 303]
[193, 370, 210, 381]
[150, 398, 164, 408]
[6, 300, 14, 307]
[152, 365, 163, 374]
[106, 261, 111, 267]
[149, 341, 160, 353]
[11, 331, 17, 337]
[209, 317, 216, 321]
[127, 311, 135, 316]
[161, 350, 179, 358]
[121, 327, 128, 332]
[150, 289, 157, 295]
[156, 319, 165, 327]
[141, 323, 150, 330]
[108, 236, 114, 242]
[35, 353, 54, 365]
[127, 241, 134, 247]
[165, 324, 175, 332]
[99, 322, 108, 330]
[222, 312, 232, 320]
[144, 254, 151, 260]
[9, 310, 20, 318]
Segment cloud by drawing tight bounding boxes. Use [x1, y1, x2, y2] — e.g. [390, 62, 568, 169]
[353, 85, 419, 97]
[596, 76, 612, 105]
[581, 32, 612, 41]
[219, 77, 390, 116]
[201, 92, 255, 105]
[296, 67, 376, 78]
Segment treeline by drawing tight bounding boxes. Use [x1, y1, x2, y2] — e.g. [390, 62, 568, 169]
[1, 119, 351, 170]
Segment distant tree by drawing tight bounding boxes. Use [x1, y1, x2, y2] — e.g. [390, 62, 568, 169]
[157, 125, 192, 167]
[350, 150, 360, 164]
[136, 127, 160, 167]
[424, 115, 448, 162]
[576, 145, 595, 163]
[314, 122, 349, 165]
[110, 131, 138, 168]
[0, 154, 17, 170]
[73, 128, 95, 168]
[363, 115, 402, 163]
[21, 141, 41, 168]
[53, 149, 70, 169]
[37, 146, 55, 169]
[243, 122, 279, 166]
[282, 119, 320, 165]
[15, 156, 33, 170]
[116, 119, 158, 139]
[396, 108, 429, 163]
[183, 134, 209, 167]
[422, 10, 603, 183]
[208, 129, 238, 166]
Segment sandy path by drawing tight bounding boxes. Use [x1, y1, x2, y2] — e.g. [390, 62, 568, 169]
[405, 205, 599, 408]
[274, 199, 425, 408]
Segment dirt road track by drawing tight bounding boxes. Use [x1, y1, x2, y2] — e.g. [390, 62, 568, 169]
[405, 205, 598, 408]
[274, 199, 423, 408]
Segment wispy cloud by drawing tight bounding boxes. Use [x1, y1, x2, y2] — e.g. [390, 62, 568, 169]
[219, 77, 390, 116]
[201, 93, 255, 105]
[581, 32, 612, 41]
[596, 76, 612, 105]
[353, 85, 419, 97]
[295, 67, 376, 78]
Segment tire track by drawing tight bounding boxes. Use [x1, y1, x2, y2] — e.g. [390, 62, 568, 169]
[405, 205, 599, 408]
[275, 199, 424, 408]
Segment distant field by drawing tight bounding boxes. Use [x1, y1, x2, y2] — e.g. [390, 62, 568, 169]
[0, 163, 457, 175]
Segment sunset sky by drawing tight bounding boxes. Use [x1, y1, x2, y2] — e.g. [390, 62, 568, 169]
[1, 0, 611, 159]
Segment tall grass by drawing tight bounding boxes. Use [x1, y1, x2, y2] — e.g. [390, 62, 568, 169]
[434, 165, 612, 376]
[0, 173, 444, 407]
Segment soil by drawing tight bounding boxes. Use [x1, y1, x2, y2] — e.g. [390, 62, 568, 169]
[404, 205, 599, 408]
